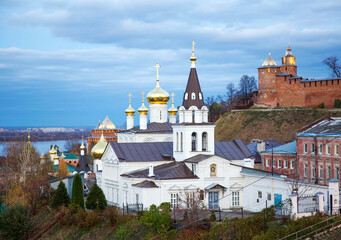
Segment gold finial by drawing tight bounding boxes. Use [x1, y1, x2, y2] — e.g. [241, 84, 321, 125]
[153, 63, 161, 82]
[171, 92, 175, 105]
[190, 41, 197, 65]
[28, 130, 31, 141]
[192, 41, 195, 55]
[128, 93, 132, 105]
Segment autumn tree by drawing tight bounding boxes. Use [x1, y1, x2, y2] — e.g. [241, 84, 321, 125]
[323, 56, 341, 78]
[58, 158, 70, 178]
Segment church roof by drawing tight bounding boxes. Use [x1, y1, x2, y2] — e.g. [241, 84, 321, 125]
[98, 115, 116, 130]
[262, 53, 277, 67]
[215, 139, 254, 160]
[121, 162, 198, 180]
[182, 68, 205, 109]
[75, 154, 90, 172]
[120, 122, 173, 134]
[109, 141, 174, 162]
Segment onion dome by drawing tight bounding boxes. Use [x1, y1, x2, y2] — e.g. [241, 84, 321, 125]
[80, 136, 85, 150]
[138, 91, 149, 115]
[91, 133, 108, 159]
[40, 153, 45, 160]
[262, 52, 277, 67]
[53, 155, 59, 160]
[125, 93, 136, 116]
[147, 63, 169, 105]
[168, 93, 178, 115]
[60, 152, 66, 159]
[98, 115, 116, 129]
[49, 146, 57, 155]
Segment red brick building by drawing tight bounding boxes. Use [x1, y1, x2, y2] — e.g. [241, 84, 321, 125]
[261, 117, 341, 185]
[256, 44, 341, 108]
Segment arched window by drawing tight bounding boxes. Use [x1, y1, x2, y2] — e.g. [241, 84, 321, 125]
[191, 132, 197, 151]
[185, 93, 188, 100]
[191, 92, 196, 100]
[210, 164, 217, 177]
[160, 111, 162, 120]
[180, 132, 183, 151]
[199, 92, 202, 100]
[202, 132, 207, 151]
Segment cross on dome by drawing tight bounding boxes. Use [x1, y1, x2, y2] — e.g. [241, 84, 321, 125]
[153, 63, 161, 81]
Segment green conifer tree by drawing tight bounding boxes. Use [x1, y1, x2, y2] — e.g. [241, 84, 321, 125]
[50, 181, 70, 209]
[71, 173, 84, 208]
[85, 183, 107, 210]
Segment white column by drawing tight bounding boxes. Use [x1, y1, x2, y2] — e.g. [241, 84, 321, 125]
[316, 192, 324, 213]
[139, 114, 147, 130]
[127, 115, 134, 130]
[185, 110, 192, 123]
[202, 106, 209, 122]
[290, 193, 297, 219]
[169, 115, 176, 124]
[328, 179, 339, 215]
[150, 104, 168, 123]
[195, 110, 203, 123]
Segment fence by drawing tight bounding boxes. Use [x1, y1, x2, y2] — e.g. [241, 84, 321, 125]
[297, 195, 318, 213]
[122, 203, 143, 215]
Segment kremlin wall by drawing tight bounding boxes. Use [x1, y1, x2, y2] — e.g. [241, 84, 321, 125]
[256, 44, 341, 108]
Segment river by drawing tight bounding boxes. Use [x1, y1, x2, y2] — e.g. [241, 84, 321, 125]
[0, 139, 82, 156]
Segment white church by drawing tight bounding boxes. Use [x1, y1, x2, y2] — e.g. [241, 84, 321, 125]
[90, 43, 329, 212]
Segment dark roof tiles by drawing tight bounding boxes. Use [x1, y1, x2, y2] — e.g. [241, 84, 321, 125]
[182, 68, 204, 109]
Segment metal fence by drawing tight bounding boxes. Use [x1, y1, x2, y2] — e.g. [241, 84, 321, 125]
[122, 203, 143, 215]
[298, 195, 318, 213]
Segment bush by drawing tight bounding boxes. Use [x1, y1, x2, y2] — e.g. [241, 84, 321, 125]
[140, 202, 172, 234]
[50, 181, 70, 209]
[315, 103, 325, 108]
[104, 206, 120, 227]
[71, 173, 84, 208]
[59, 203, 80, 227]
[114, 218, 149, 240]
[85, 183, 107, 210]
[334, 99, 341, 108]
[75, 209, 100, 229]
[0, 205, 32, 240]
[210, 211, 216, 221]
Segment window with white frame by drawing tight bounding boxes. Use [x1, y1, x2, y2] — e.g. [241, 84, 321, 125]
[290, 160, 294, 169]
[335, 144, 339, 156]
[312, 166, 316, 178]
[258, 191, 262, 198]
[267, 193, 271, 201]
[311, 143, 315, 153]
[319, 143, 323, 154]
[232, 191, 240, 206]
[319, 165, 323, 178]
[336, 167, 340, 180]
[327, 166, 331, 179]
[185, 92, 188, 100]
[278, 159, 282, 168]
[272, 159, 276, 168]
[284, 159, 288, 168]
[304, 143, 308, 153]
[326, 144, 331, 155]
[199, 92, 202, 100]
[266, 159, 269, 167]
[171, 193, 178, 208]
[304, 164, 308, 177]
[191, 92, 196, 100]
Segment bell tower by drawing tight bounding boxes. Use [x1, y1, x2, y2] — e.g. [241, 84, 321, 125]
[281, 43, 297, 76]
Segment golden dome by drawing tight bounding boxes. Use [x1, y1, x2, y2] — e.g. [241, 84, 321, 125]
[49, 146, 57, 155]
[91, 133, 108, 159]
[80, 136, 86, 150]
[147, 63, 169, 105]
[53, 155, 59, 160]
[125, 93, 136, 116]
[138, 91, 149, 115]
[262, 52, 277, 67]
[168, 92, 178, 115]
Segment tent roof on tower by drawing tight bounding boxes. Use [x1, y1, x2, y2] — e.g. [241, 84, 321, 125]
[121, 162, 198, 180]
[182, 68, 205, 109]
[75, 154, 90, 172]
[120, 122, 173, 134]
[109, 141, 174, 162]
[97, 115, 116, 130]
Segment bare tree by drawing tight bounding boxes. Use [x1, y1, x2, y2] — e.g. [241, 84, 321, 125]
[226, 83, 237, 105]
[323, 56, 341, 78]
[239, 75, 257, 103]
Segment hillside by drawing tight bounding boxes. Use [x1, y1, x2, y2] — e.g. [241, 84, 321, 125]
[215, 109, 341, 144]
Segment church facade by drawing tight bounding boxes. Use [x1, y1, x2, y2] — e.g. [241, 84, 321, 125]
[256, 44, 341, 108]
[92, 43, 329, 212]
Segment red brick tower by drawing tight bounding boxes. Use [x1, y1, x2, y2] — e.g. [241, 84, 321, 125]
[280, 43, 297, 76]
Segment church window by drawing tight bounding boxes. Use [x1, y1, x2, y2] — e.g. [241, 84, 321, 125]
[199, 92, 202, 100]
[191, 92, 196, 100]
[171, 193, 178, 208]
[232, 191, 239, 206]
[185, 93, 188, 100]
[180, 133, 184, 152]
[202, 132, 207, 151]
[176, 132, 179, 151]
[210, 164, 217, 177]
[191, 132, 197, 151]
[160, 111, 162, 120]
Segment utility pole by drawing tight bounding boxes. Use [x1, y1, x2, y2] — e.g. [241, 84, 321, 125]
[314, 136, 318, 184]
[271, 144, 274, 176]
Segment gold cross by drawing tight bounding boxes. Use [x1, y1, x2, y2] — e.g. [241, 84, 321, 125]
[192, 41, 195, 54]
[153, 63, 161, 81]
[142, 91, 145, 103]
[171, 92, 175, 104]
[128, 93, 132, 105]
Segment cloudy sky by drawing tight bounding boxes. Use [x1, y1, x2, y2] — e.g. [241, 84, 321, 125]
[1, 0, 340, 128]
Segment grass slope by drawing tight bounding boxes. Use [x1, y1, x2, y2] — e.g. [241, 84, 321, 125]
[215, 109, 341, 144]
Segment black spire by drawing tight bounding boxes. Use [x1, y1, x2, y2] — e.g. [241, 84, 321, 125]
[75, 154, 90, 172]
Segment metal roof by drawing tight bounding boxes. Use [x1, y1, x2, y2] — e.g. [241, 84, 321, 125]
[182, 68, 205, 109]
[247, 140, 282, 155]
[297, 119, 341, 137]
[215, 139, 254, 160]
[122, 162, 198, 180]
[262, 140, 296, 154]
[120, 122, 173, 134]
[132, 180, 159, 188]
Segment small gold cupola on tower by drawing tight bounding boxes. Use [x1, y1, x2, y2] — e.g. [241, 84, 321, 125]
[138, 91, 148, 130]
[125, 93, 135, 129]
[168, 92, 178, 124]
[282, 42, 296, 66]
[147, 63, 170, 105]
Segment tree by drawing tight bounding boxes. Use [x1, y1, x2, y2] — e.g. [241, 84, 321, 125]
[140, 202, 172, 234]
[85, 183, 107, 210]
[323, 56, 341, 78]
[226, 83, 237, 105]
[71, 173, 84, 208]
[64, 140, 81, 155]
[334, 99, 341, 108]
[58, 159, 70, 178]
[50, 181, 70, 209]
[0, 205, 32, 240]
[239, 75, 257, 103]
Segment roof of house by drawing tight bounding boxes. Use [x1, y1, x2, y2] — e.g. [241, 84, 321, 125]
[132, 180, 159, 188]
[64, 154, 79, 160]
[122, 162, 198, 180]
[215, 139, 254, 160]
[109, 141, 173, 162]
[262, 140, 296, 154]
[297, 118, 341, 137]
[120, 122, 173, 134]
[247, 140, 282, 155]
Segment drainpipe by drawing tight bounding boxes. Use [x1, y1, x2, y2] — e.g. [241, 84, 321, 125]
[314, 136, 318, 185]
